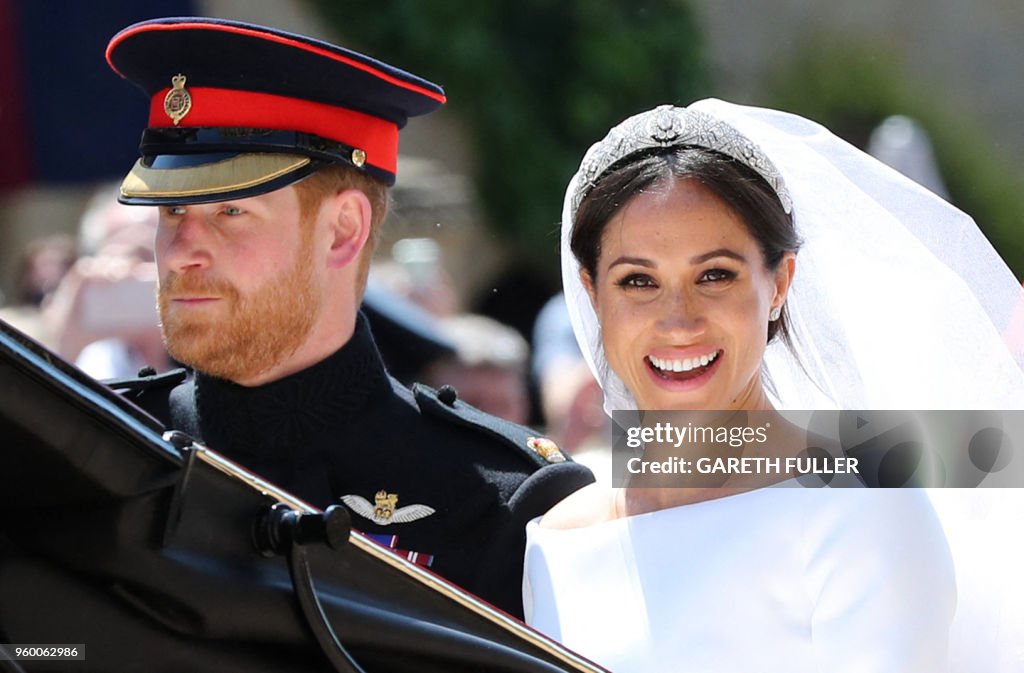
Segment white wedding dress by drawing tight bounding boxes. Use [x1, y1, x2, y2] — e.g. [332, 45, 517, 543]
[524, 486, 956, 673]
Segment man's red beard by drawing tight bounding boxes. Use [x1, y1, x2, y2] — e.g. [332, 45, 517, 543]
[158, 241, 320, 383]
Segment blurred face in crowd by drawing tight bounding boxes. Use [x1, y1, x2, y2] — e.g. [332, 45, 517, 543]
[583, 178, 792, 411]
[424, 360, 530, 425]
[156, 186, 321, 383]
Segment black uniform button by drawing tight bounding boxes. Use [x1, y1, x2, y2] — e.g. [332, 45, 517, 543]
[438, 385, 458, 406]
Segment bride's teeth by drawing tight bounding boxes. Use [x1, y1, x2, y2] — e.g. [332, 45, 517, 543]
[650, 352, 718, 372]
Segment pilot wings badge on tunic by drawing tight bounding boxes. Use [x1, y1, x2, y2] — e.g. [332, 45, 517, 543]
[340, 490, 435, 526]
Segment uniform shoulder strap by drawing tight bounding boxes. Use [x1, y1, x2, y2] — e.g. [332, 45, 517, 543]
[411, 383, 569, 469]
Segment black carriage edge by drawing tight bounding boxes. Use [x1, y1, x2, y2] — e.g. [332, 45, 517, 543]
[0, 318, 606, 673]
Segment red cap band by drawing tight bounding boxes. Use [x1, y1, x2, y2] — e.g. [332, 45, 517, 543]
[148, 86, 399, 174]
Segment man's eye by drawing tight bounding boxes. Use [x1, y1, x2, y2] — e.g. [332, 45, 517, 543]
[699, 269, 735, 283]
[224, 206, 244, 216]
[165, 205, 187, 216]
[616, 273, 656, 289]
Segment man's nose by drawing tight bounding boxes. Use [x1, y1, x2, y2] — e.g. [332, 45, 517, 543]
[159, 210, 213, 274]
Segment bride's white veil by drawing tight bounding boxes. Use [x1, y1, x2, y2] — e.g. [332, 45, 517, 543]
[560, 99, 1024, 413]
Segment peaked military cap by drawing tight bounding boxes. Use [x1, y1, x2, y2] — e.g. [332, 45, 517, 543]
[106, 17, 446, 204]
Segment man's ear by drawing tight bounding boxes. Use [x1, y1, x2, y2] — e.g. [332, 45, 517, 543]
[324, 188, 373, 269]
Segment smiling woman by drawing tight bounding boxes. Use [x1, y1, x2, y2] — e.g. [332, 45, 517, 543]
[562, 102, 1024, 414]
[575, 154, 796, 411]
[521, 100, 1024, 673]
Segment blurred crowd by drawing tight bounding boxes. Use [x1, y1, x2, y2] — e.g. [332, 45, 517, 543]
[1, 184, 167, 379]
[365, 237, 611, 480]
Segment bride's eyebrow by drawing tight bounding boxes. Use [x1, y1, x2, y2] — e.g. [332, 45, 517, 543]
[607, 249, 748, 271]
[690, 248, 747, 264]
[607, 256, 654, 270]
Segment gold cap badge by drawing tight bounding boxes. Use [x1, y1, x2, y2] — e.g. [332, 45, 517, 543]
[351, 149, 367, 167]
[163, 73, 192, 126]
[528, 436, 565, 463]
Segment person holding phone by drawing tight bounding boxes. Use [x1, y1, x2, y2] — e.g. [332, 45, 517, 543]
[44, 186, 169, 379]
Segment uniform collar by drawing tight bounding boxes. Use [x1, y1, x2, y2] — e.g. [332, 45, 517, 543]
[192, 311, 391, 459]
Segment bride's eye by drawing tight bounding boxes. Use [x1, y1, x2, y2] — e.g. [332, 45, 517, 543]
[698, 269, 736, 283]
[616, 273, 657, 289]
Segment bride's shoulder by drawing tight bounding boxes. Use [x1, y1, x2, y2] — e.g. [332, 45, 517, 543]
[537, 482, 616, 530]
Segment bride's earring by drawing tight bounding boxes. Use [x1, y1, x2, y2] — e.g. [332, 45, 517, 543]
[769, 306, 782, 322]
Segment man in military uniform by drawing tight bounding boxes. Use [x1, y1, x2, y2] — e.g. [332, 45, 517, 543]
[104, 17, 593, 619]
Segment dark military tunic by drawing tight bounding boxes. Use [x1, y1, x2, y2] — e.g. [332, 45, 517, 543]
[117, 313, 594, 618]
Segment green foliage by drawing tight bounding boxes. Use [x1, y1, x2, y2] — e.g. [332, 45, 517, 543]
[306, 0, 708, 276]
[767, 40, 1024, 277]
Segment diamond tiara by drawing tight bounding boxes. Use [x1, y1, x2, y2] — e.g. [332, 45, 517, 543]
[570, 105, 792, 216]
